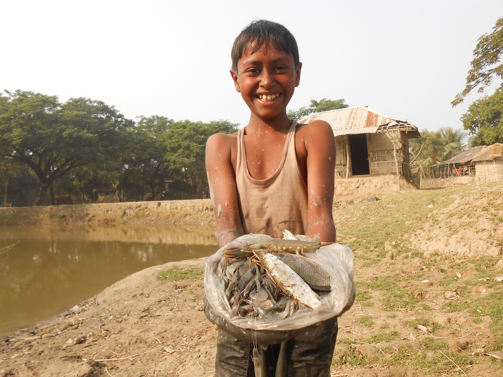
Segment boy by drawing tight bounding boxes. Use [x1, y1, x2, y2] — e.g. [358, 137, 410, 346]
[205, 20, 338, 376]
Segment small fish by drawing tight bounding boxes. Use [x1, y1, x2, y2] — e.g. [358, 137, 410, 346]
[276, 253, 331, 292]
[258, 252, 321, 310]
[282, 229, 298, 240]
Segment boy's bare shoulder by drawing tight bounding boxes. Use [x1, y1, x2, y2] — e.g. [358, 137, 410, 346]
[206, 131, 239, 165]
[207, 132, 238, 149]
[297, 120, 334, 140]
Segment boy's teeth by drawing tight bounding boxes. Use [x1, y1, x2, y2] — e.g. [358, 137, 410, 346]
[260, 94, 278, 101]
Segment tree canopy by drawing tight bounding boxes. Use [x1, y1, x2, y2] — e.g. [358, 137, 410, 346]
[0, 90, 132, 205]
[0, 90, 238, 206]
[287, 98, 349, 121]
[452, 18, 503, 106]
[453, 18, 503, 146]
[409, 127, 466, 171]
[461, 88, 503, 146]
[165, 120, 238, 196]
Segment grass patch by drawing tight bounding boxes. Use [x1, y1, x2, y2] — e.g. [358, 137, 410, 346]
[356, 291, 372, 301]
[468, 256, 501, 279]
[333, 345, 369, 367]
[366, 331, 399, 343]
[359, 316, 375, 327]
[335, 340, 476, 374]
[338, 338, 357, 345]
[157, 266, 203, 281]
[443, 290, 503, 333]
[358, 276, 418, 310]
[408, 318, 442, 334]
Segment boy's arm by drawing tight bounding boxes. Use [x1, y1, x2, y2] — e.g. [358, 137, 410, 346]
[205, 133, 245, 248]
[304, 121, 337, 242]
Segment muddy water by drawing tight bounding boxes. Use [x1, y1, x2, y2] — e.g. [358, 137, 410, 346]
[0, 225, 217, 337]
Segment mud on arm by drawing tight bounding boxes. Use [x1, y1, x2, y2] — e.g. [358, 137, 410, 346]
[304, 121, 336, 242]
[205, 133, 245, 248]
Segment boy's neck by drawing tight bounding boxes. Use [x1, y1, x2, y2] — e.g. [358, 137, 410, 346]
[245, 113, 293, 134]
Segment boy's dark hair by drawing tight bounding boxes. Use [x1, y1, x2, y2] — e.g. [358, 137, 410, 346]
[231, 20, 299, 72]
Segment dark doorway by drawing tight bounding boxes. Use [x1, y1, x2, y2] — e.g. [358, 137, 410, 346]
[349, 134, 370, 175]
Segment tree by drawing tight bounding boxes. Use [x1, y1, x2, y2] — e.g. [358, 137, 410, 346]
[439, 127, 466, 160]
[287, 98, 349, 120]
[460, 88, 503, 146]
[122, 116, 174, 201]
[165, 120, 238, 196]
[409, 127, 466, 171]
[0, 90, 133, 206]
[452, 18, 503, 145]
[452, 18, 503, 106]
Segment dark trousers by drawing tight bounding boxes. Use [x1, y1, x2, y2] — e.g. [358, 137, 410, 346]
[215, 316, 338, 377]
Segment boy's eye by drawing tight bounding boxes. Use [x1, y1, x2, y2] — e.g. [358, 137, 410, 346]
[274, 65, 287, 72]
[246, 68, 260, 75]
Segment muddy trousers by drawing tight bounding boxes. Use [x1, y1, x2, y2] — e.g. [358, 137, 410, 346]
[214, 316, 338, 377]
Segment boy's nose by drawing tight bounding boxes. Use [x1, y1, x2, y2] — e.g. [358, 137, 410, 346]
[260, 70, 274, 88]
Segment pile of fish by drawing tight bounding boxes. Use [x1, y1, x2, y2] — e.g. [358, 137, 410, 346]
[218, 239, 333, 321]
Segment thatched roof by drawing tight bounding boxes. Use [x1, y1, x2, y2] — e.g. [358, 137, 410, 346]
[433, 145, 487, 167]
[472, 143, 503, 162]
[92, 183, 115, 193]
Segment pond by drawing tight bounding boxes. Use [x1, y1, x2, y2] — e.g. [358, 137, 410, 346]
[0, 225, 218, 338]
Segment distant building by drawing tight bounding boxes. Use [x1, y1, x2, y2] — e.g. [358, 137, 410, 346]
[92, 183, 118, 202]
[424, 143, 503, 188]
[300, 106, 420, 181]
[472, 143, 503, 183]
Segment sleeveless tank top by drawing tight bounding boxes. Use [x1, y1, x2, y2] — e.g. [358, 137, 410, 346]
[235, 121, 308, 238]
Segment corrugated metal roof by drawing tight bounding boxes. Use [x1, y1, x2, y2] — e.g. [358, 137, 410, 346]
[299, 106, 419, 137]
[433, 145, 488, 166]
[472, 143, 503, 162]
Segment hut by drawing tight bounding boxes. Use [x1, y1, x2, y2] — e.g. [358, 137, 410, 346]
[472, 143, 503, 183]
[92, 183, 118, 203]
[432, 145, 487, 178]
[299, 106, 420, 181]
[422, 143, 503, 188]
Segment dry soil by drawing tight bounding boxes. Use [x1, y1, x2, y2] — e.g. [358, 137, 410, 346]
[1, 179, 503, 377]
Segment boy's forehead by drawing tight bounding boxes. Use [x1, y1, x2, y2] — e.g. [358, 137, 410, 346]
[238, 42, 294, 65]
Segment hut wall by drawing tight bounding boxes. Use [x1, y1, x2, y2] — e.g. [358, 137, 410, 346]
[334, 136, 349, 178]
[334, 130, 413, 180]
[97, 192, 118, 203]
[475, 160, 503, 183]
[366, 131, 405, 176]
[401, 132, 411, 181]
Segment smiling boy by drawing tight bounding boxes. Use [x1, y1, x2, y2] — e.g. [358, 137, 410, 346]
[205, 20, 338, 376]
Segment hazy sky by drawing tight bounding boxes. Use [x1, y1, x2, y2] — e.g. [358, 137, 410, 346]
[3, 0, 502, 133]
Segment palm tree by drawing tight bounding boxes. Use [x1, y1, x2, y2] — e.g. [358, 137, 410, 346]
[440, 127, 466, 160]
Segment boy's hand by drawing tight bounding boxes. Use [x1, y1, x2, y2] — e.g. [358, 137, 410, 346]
[205, 133, 245, 248]
[300, 120, 337, 242]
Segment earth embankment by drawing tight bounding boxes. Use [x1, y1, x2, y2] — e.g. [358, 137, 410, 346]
[0, 199, 216, 227]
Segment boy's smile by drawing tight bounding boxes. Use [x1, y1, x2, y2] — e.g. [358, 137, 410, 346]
[230, 44, 302, 125]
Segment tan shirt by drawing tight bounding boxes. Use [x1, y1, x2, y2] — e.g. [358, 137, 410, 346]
[236, 121, 308, 238]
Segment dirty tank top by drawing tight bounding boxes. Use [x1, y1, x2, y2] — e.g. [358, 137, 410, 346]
[236, 121, 308, 238]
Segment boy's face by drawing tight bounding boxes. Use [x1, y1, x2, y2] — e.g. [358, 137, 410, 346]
[230, 44, 302, 122]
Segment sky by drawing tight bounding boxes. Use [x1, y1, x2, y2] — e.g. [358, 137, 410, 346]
[2, 0, 502, 133]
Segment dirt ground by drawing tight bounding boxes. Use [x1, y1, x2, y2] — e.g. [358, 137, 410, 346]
[1, 179, 503, 377]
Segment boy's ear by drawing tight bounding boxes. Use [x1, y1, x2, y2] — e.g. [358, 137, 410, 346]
[230, 70, 241, 92]
[295, 62, 302, 87]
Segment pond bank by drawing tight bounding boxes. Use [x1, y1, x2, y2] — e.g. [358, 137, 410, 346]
[0, 199, 216, 227]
